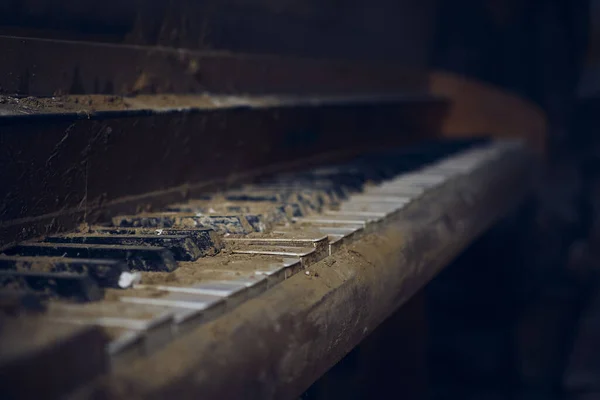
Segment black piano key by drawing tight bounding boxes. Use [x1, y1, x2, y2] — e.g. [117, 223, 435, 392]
[243, 215, 270, 232]
[0, 256, 130, 288]
[167, 203, 290, 225]
[257, 178, 350, 200]
[112, 213, 254, 234]
[210, 192, 307, 218]
[113, 214, 178, 228]
[44, 235, 202, 261]
[165, 204, 249, 214]
[0, 270, 103, 302]
[192, 215, 254, 234]
[2, 243, 177, 272]
[89, 227, 223, 255]
[226, 188, 327, 212]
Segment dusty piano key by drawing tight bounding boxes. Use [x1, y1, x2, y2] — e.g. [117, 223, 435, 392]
[141, 206, 270, 231]
[314, 226, 365, 254]
[345, 193, 417, 204]
[228, 239, 329, 263]
[187, 214, 258, 234]
[0, 270, 103, 302]
[252, 183, 342, 204]
[323, 210, 389, 218]
[252, 258, 303, 283]
[245, 204, 292, 223]
[255, 185, 341, 210]
[289, 178, 352, 196]
[183, 199, 304, 220]
[273, 167, 374, 190]
[242, 214, 272, 233]
[337, 201, 405, 214]
[165, 200, 251, 213]
[294, 212, 383, 226]
[225, 231, 329, 257]
[2, 243, 178, 272]
[229, 186, 331, 212]
[224, 189, 312, 215]
[45, 301, 175, 365]
[231, 246, 320, 267]
[82, 292, 206, 336]
[135, 275, 268, 309]
[44, 234, 202, 261]
[113, 212, 256, 234]
[0, 318, 109, 399]
[167, 201, 290, 224]
[352, 192, 419, 204]
[372, 181, 441, 192]
[89, 227, 223, 256]
[112, 213, 180, 228]
[259, 177, 352, 200]
[224, 190, 285, 202]
[292, 213, 378, 230]
[119, 290, 226, 324]
[142, 255, 303, 289]
[0, 256, 134, 288]
[389, 173, 448, 188]
[365, 180, 428, 194]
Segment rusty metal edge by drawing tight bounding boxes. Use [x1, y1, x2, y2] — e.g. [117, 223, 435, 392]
[71, 144, 534, 400]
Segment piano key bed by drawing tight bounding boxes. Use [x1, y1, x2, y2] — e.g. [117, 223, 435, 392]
[0, 139, 533, 398]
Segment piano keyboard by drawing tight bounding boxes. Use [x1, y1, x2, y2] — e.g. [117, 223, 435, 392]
[0, 138, 528, 397]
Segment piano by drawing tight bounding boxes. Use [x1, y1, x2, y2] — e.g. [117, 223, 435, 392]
[0, 3, 544, 399]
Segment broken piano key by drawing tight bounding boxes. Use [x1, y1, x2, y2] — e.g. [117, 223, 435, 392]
[113, 213, 256, 234]
[89, 227, 223, 256]
[0, 256, 136, 289]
